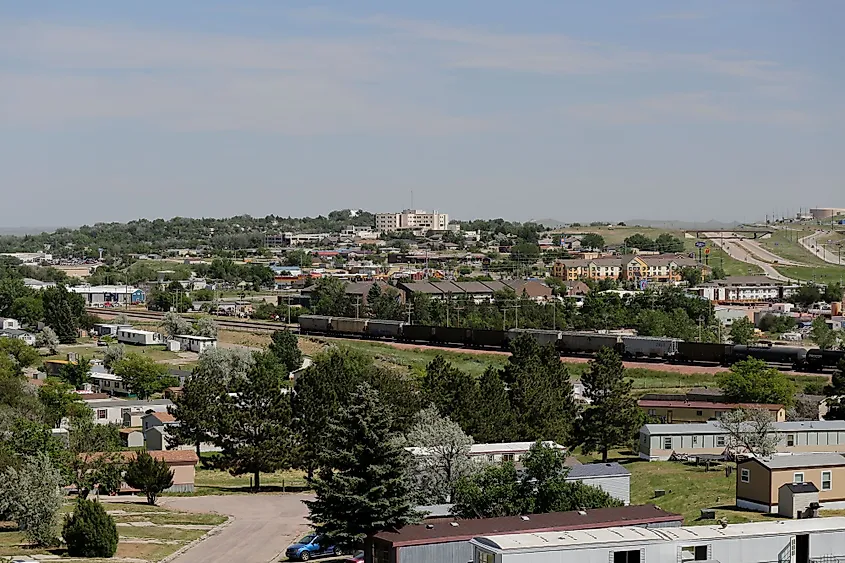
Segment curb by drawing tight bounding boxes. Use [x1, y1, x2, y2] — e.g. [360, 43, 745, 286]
[158, 515, 234, 563]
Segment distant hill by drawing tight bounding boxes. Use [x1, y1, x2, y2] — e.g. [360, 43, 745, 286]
[0, 226, 66, 236]
[532, 218, 742, 230]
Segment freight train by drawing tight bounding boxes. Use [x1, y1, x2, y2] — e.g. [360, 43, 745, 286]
[298, 315, 845, 373]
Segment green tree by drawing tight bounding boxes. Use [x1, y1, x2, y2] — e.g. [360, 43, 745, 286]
[0, 278, 32, 318]
[823, 282, 844, 303]
[38, 378, 87, 428]
[679, 266, 703, 286]
[160, 312, 191, 339]
[268, 329, 303, 373]
[123, 451, 174, 505]
[470, 366, 515, 443]
[0, 453, 64, 546]
[63, 498, 119, 557]
[791, 284, 823, 308]
[810, 316, 839, 350]
[572, 348, 641, 462]
[305, 383, 420, 551]
[215, 352, 297, 491]
[729, 317, 756, 345]
[655, 233, 685, 253]
[623, 233, 655, 251]
[824, 360, 845, 420]
[579, 233, 605, 250]
[310, 277, 352, 317]
[716, 358, 794, 406]
[710, 266, 727, 280]
[59, 357, 91, 389]
[0, 337, 39, 370]
[9, 296, 43, 327]
[102, 343, 126, 371]
[112, 353, 176, 400]
[169, 370, 224, 458]
[42, 284, 82, 344]
[36, 326, 59, 355]
[68, 416, 122, 499]
[451, 462, 526, 519]
[420, 356, 478, 432]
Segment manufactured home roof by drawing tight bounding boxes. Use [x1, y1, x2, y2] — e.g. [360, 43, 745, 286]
[373, 505, 681, 547]
[641, 420, 845, 436]
[783, 482, 819, 493]
[81, 398, 173, 408]
[745, 453, 845, 470]
[474, 517, 845, 552]
[637, 399, 783, 411]
[565, 462, 629, 479]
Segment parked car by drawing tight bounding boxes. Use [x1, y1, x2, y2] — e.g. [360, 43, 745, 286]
[344, 552, 365, 563]
[285, 534, 341, 561]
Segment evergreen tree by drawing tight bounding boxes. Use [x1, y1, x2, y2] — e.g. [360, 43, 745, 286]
[501, 335, 576, 443]
[420, 356, 477, 432]
[170, 372, 224, 458]
[59, 357, 91, 389]
[469, 366, 515, 443]
[41, 284, 81, 344]
[268, 329, 303, 373]
[112, 353, 176, 399]
[305, 383, 419, 551]
[215, 352, 297, 491]
[123, 451, 174, 505]
[63, 498, 119, 557]
[572, 348, 641, 462]
[366, 284, 382, 317]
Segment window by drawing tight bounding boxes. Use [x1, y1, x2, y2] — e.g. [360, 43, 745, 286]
[97, 409, 107, 420]
[696, 410, 703, 416]
[822, 471, 832, 491]
[794, 472, 805, 483]
[648, 409, 656, 416]
[663, 437, 673, 450]
[477, 551, 495, 563]
[715, 410, 724, 418]
[740, 468, 750, 483]
[614, 549, 641, 563]
[787, 434, 795, 447]
[103, 380, 110, 387]
[717, 436, 725, 447]
[682, 546, 709, 560]
[692, 436, 698, 446]
[502, 453, 514, 463]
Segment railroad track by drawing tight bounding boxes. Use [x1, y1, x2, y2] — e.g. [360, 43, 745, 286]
[89, 308, 294, 333]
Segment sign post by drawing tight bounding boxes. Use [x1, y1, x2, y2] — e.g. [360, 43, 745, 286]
[695, 240, 706, 263]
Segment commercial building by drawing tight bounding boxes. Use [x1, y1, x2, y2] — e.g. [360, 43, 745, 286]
[376, 209, 450, 233]
[69, 285, 145, 306]
[471, 517, 845, 563]
[638, 420, 845, 461]
[552, 254, 703, 283]
[691, 276, 801, 302]
[736, 453, 845, 513]
[370, 505, 681, 563]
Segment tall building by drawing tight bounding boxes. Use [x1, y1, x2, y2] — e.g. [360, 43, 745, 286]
[375, 209, 449, 232]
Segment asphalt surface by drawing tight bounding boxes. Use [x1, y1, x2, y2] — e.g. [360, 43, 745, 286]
[703, 232, 793, 281]
[161, 494, 313, 563]
[800, 231, 845, 265]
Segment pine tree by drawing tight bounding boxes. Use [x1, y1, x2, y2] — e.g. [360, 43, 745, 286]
[572, 348, 641, 462]
[268, 329, 303, 373]
[215, 352, 297, 491]
[42, 285, 79, 344]
[170, 372, 223, 458]
[305, 383, 419, 552]
[63, 498, 119, 557]
[469, 366, 515, 443]
[420, 356, 477, 432]
[123, 451, 174, 505]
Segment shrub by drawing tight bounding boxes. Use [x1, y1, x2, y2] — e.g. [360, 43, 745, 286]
[63, 498, 118, 557]
[124, 451, 174, 505]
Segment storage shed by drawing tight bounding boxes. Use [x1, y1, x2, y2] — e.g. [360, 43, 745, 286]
[564, 463, 631, 505]
[778, 482, 820, 519]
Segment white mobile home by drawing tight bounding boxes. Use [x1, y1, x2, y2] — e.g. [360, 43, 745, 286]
[85, 398, 172, 426]
[116, 328, 162, 346]
[564, 463, 630, 505]
[173, 334, 217, 354]
[472, 517, 845, 563]
[88, 372, 130, 396]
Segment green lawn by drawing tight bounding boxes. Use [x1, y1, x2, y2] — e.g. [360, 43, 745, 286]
[161, 466, 310, 495]
[44, 343, 191, 367]
[773, 264, 845, 285]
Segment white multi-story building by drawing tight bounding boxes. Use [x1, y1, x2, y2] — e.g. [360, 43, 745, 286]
[375, 209, 449, 233]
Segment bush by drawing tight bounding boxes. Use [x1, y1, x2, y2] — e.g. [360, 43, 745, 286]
[124, 451, 174, 505]
[63, 498, 118, 557]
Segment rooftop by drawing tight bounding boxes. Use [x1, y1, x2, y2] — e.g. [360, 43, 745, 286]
[745, 453, 845, 470]
[783, 482, 819, 493]
[81, 398, 172, 408]
[565, 462, 629, 479]
[642, 420, 845, 436]
[637, 399, 783, 411]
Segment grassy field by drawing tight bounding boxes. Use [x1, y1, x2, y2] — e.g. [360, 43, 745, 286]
[45, 342, 192, 366]
[0, 500, 226, 560]
[158, 465, 310, 496]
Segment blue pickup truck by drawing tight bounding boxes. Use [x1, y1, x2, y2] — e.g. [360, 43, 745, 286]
[285, 534, 342, 561]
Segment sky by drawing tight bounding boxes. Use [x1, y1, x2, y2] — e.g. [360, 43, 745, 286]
[1, 0, 843, 227]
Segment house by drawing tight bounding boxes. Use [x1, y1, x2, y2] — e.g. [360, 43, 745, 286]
[116, 328, 162, 346]
[736, 453, 845, 513]
[408, 441, 568, 472]
[471, 517, 845, 563]
[0, 328, 36, 346]
[0, 317, 21, 331]
[638, 420, 845, 461]
[142, 411, 221, 453]
[172, 334, 217, 354]
[84, 398, 173, 426]
[68, 285, 145, 306]
[119, 428, 144, 448]
[370, 505, 682, 563]
[85, 450, 199, 493]
[88, 372, 131, 396]
[91, 323, 132, 337]
[637, 393, 786, 423]
[564, 463, 631, 505]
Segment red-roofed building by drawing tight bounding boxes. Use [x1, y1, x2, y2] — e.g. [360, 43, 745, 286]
[638, 392, 785, 423]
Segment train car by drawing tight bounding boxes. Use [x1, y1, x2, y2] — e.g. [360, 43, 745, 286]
[330, 317, 368, 336]
[366, 319, 404, 339]
[621, 336, 681, 358]
[559, 332, 621, 354]
[402, 324, 437, 344]
[298, 315, 332, 334]
[470, 328, 509, 349]
[731, 344, 808, 368]
[507, 329, 562, 347]
[431, 326, 472, 345]
[806, 348, 845, 372]
[676, 341, 732, 364]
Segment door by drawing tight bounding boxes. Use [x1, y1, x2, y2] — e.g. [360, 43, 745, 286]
[796, 534, 809, 563]
[667, 410, 673, 423]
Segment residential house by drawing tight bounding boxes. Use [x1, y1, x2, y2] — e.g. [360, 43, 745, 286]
[638, 420, 845, 461]
[637, 393, 786, 423]
[88, 372, 131, 397]
[564, 463, 631, 505]
[91, 323, 132, 337]
[172, 334, 217, 354]
[370, 505, 681, 563]
[86, 450, 199, 493]
[471, 518, 845, 563]
[0, 317, 21, 330]
[116, 328, 162, 346]
[407, 441, 569, 472]
[736, 453, 845, 512]
[84, 398, 173, 426]
[0, 328, 36, 346]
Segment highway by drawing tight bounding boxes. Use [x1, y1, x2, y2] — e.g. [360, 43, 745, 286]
[799, 230, 845, 266]
[702, 232, 795, 282]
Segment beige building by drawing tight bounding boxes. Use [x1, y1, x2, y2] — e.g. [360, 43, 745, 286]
[375, 209, 449, 233]
[638, 397, 786, 424]
[736, 453, 845, 513]
[639, 420, 845, 461]
[552, 254, 704, 283]
[810, 208, 845, 220]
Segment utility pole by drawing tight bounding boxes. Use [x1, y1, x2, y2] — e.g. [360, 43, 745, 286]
[354, 297, 361, 319]
[405, 301, 413, 324]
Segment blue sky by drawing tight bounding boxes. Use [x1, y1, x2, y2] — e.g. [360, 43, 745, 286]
[1, 1, 843, 226]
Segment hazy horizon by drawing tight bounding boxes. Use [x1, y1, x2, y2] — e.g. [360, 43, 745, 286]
[1, 1, 843, 226]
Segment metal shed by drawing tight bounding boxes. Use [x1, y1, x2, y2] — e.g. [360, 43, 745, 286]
[564, 463, 631, 505]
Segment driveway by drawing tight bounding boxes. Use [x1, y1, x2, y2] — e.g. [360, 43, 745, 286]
[161, 494, 313, 563]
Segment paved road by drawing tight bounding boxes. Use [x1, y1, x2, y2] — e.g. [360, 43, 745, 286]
[800, 231, 845, 265]
[161, 494, 313, 563]
[703, 232, 794, 282]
